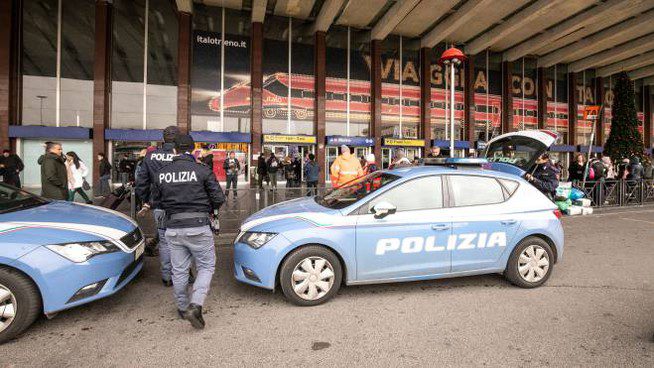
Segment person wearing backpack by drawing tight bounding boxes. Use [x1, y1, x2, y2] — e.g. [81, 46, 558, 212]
[266, 152, 280, 190]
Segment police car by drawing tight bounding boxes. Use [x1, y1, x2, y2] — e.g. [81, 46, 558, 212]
[233, 131, 564, 306]
[0, 184, 145, 342]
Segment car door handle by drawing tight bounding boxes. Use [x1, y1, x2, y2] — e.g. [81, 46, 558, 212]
[432, 224, 451, 231]
[501, 219, 517, 225]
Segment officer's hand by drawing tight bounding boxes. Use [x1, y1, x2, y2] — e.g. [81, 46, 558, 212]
[525, 174, 533, 181]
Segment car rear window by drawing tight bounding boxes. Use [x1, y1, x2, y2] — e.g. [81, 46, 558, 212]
[449, 175, 505, 207]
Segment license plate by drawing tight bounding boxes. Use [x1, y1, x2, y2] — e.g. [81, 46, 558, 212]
[134, 242, 145, 261]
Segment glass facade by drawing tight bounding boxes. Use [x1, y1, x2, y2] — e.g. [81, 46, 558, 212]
[512, 57, 538, 131]
[472, 50, 502, 141]
[262, 16, 314, 136]
[325, 27, 371, 137]
[111, 0, 178, 130]
[22, 0, 95, 127]
[191, 6, 251, 133]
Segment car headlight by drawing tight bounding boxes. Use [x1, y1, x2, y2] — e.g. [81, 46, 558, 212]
[240, 232, 277, 249]
[46, 241, 119, 263]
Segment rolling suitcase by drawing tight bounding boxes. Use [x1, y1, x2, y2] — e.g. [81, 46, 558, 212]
[100, 185, 129, 210]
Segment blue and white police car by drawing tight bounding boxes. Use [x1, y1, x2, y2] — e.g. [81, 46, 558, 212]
[234, 131, 564, 306]
[0, 184, 144, 342]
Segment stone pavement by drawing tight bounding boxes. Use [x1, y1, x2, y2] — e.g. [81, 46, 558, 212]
[2, 206, 653, 367]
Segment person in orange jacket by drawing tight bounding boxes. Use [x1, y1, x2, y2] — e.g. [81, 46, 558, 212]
[330, 145, 363, 188]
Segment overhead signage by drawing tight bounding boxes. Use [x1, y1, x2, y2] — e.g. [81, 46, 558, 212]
[326, 136, 375, 147]
[263, 135, 317, 144]
[383, 138, 425, 147]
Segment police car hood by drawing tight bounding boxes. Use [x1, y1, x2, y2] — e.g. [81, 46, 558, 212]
[0, 201, 137, 239]
[240, 197, 341, 232]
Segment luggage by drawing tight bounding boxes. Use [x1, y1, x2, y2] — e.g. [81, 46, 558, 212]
[100, 185, 129, 210]
[573, 198, 592, 207]
[565, 205, 583, 216]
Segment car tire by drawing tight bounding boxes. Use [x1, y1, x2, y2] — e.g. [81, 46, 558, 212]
[279, 246, 342, 306]
[505, 237, 555, 288]
[0, 267, 41, 344]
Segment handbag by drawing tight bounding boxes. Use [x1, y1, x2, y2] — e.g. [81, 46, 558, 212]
[82, 178, 91, 191]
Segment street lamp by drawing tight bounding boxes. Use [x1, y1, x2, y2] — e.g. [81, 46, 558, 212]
[439, 47, 466, 157]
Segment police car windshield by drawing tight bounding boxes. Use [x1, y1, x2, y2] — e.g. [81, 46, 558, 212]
[484, 136, 547, 170]
[0, 184, 49, 214]
[317, 172, 400, 209]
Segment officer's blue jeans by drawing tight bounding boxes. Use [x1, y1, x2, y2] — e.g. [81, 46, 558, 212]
[153, 209, 172, 281]
[165, 225, 215, 310]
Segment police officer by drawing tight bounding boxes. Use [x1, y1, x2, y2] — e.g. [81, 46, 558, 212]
[525, 153, 559, 200]
[153, 134, 225, 329]
[135, 126, 178, 286]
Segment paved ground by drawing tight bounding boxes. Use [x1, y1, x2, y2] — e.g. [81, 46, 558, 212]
[2, 207, 654, 367]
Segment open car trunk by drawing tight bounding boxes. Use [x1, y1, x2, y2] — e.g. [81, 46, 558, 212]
[483, 130, 558, 177]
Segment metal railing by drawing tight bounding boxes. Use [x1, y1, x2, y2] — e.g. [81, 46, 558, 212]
[574, 179, 654, 208]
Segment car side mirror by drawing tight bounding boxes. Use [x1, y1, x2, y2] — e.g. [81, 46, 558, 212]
[371, 201, 397, 219]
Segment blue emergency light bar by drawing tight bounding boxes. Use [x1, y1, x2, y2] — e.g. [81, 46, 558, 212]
[421, 157, 488, 168]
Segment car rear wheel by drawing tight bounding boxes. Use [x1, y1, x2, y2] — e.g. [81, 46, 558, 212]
[279, 246, 342, 306]
[0, 267, 41, 344]
[505, 237, 554, 288]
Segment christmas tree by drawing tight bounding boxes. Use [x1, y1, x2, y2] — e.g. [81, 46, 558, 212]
[603, 72, 644, 162]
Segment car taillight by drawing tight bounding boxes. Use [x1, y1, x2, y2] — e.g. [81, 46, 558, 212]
[553, 209, 563, 219]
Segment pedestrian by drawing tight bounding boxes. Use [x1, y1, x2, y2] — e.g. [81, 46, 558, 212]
[568, 153, 586, 182]
[601, 156, 616, 179]
[135, 125, 178, 287]
[40, 142, 68, 200]
[525, 153, 559, 199]
[589, 155, 606, 181]
[643, 155, 653, 180]
[362, 153, 378, 175]
[427, 146, 441, 158]
[65, 151, 92, 204]
[97, 153, 112, 197]
[330, 145, 363, 188]
[223, 151, 240, 198]
[304, 153, 319, 196]
[389, 149, 412, 169]
[627, 156, 643, 180]
[153, 134, 225, 329]
[257, 153, 268, 189]
[201, 151, 214, 170]
[617, 158, 630, 179]
[266, 152, 280, 190]
[292, 155, 302, 187]
[0, 149, 24, 188]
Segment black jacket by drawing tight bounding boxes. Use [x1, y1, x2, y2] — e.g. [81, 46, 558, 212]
[99, 159, 112, 177]
[135, 143, 175, 207]
[223, 157, 241, 176]
[153, 154, 225, 228]
[40, 153, 68, 200]
[257, 156, 268, 175]
[568, 162, 585, 182]
[267, 157, 280, 173]
[1, 154, 24, 186]
[530, 163, 559, 198]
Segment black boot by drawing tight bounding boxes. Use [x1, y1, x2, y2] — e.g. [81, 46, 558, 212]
[178, 309, 186, 319]
[162, 278, 173, 287]
[184, 303, 205, 329]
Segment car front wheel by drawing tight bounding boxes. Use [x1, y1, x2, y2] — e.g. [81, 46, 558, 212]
[505, 237, 554, 288]
[279, 246, 342, 306]
[0, 267, 41, 344]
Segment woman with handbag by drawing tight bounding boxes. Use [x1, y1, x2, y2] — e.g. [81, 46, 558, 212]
[65, 151, 93, 204]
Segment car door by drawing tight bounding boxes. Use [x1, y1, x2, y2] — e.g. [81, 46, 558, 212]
[353, 175, 452, 282]
[446, 174, 522, 272]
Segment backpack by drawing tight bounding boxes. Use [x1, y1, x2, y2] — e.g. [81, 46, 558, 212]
[591, 161, 605, 180]
[588, 166, 595, 180]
